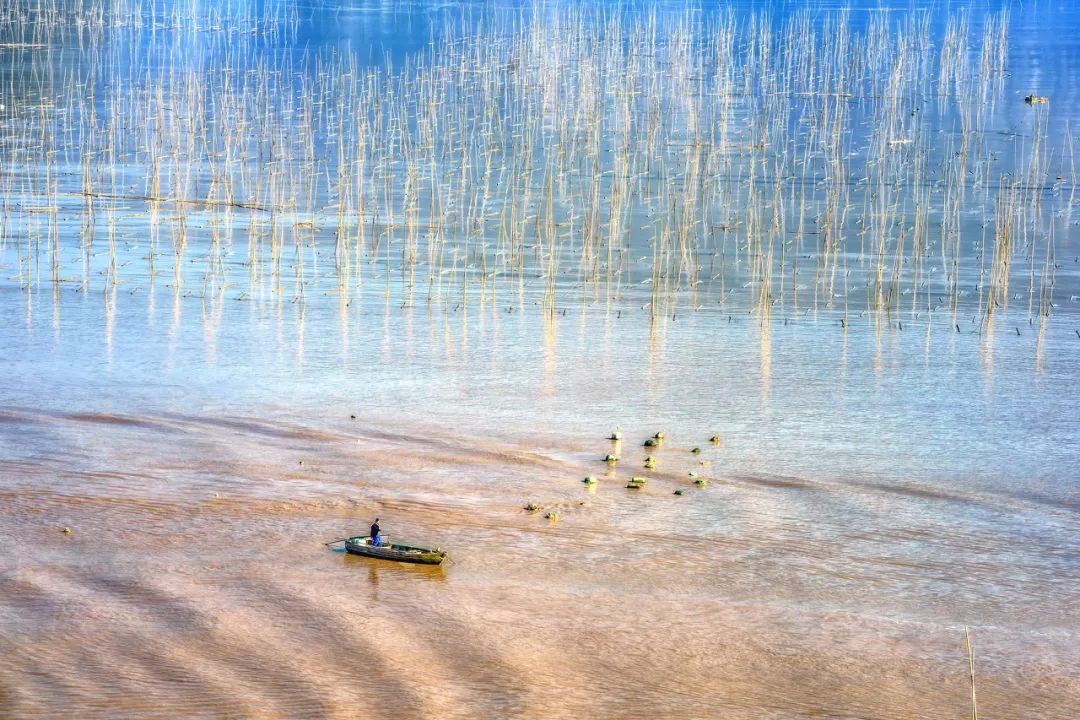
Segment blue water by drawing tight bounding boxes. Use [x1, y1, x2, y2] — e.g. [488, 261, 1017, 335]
[0, 0, 1077, 502]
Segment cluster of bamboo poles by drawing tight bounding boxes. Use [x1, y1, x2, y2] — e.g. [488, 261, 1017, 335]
[0, 2, 1071, 327]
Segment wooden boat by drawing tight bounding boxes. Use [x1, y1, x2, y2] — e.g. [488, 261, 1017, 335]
[343, 536, 447, 565]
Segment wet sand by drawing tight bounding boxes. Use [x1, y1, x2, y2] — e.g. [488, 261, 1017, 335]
[1, 410, 1077, 719]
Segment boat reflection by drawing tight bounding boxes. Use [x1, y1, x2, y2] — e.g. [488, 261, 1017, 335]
[342, 552, 449, 585]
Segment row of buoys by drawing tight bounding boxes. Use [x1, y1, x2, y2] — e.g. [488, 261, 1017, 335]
[525, 428, 723, 522]
[605, 429, 720, 492]
[523, 502, 581, 522]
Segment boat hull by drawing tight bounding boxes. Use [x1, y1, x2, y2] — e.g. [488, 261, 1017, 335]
[343, 537, 446, 565]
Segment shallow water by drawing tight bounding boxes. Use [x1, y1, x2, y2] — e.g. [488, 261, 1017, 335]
[1, 1, 1079, 718]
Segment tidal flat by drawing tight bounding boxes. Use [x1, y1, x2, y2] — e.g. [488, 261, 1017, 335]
[0, 0, 1078, 717]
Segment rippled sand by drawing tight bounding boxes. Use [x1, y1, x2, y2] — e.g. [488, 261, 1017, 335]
[1, 410, 1077, 718]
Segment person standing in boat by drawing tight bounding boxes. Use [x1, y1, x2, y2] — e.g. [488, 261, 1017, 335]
[370, 518, 382, 546]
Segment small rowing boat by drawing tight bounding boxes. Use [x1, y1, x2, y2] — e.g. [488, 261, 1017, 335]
[341, 536, 447, 565]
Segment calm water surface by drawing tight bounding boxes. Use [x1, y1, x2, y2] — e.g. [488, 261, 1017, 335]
[1, 1, 1078, 718]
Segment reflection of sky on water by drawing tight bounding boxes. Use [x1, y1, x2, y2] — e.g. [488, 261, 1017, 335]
[205, 0, 1080, 171]
[5, 0, 1076, 159]
[0, 0, 1078, 490]
[2, 278, 1077, 497]
[302, 0, 1080, 111]
[23, 0, 1072, 100]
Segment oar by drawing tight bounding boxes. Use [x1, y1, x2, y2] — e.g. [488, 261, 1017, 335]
[324, 537, 352, 546]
